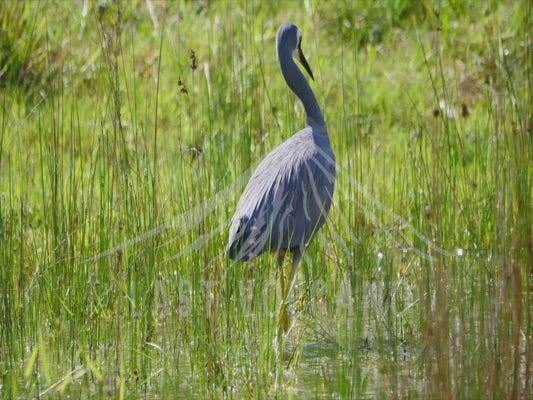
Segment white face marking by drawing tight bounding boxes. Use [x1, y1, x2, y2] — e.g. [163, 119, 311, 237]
[293, 48, 300, 60]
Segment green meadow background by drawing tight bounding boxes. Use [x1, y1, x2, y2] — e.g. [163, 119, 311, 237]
[1, 0, 531, 398]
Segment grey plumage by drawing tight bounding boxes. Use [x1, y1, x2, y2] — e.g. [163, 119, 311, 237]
[228, 23, 335, 269]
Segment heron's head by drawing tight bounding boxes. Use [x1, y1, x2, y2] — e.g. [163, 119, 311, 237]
[277, 23, 314, 80]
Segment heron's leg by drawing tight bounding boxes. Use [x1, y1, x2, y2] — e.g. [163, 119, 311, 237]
[276, 249, 292, 335]
[287, 248, 303, 295]
[277, 250, 287, 299]
[278, 247, 304, 334]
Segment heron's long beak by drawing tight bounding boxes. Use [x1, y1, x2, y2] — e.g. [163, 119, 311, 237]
[296, 44, 314, 81]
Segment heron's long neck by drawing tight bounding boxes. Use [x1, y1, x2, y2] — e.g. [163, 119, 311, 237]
[278, 51, 326, 130]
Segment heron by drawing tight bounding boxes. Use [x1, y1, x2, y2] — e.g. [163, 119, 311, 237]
[228, 23, 336, 331]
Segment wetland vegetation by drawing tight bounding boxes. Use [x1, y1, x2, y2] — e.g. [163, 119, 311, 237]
[1, 0, 532, 398]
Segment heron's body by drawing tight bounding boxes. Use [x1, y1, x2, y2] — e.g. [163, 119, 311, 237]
[228, 127, 335, 261]
[228, 24, 335, 324]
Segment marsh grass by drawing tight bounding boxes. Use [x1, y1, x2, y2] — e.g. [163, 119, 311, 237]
[1, 0, 532, 398]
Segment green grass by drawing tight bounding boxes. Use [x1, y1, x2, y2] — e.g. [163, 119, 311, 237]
[1, 0, 532, 398]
